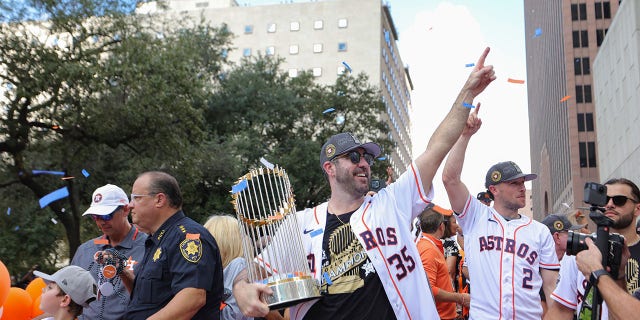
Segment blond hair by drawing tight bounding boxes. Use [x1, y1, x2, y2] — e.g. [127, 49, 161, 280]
[204, 215, 244, 267]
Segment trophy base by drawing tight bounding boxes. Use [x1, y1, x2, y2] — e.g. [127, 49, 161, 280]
[263, 275, 321, 310]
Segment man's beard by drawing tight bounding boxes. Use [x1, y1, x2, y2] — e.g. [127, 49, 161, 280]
[335, 164, 370, 196]
[612, 210, 634, 230]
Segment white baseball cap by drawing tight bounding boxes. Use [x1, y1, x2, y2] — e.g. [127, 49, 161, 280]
[34, 265, 97, 307]
[82, 184, 129, 216]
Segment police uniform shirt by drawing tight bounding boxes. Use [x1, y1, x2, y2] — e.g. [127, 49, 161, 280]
[125, 211, 224, 320]
[71, 225, 147, 320]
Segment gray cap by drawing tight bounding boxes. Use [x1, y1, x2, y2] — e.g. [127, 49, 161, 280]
[542, 214, 585, 233]
[319, 132, 381, 168]
[34, 265, 97, 307]
[485, 161, 537, 188]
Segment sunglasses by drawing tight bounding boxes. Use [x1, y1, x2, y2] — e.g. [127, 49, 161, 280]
[607, 195, 638, 206]
[334, 150, 374, 166]
[91, 207, 121, 221]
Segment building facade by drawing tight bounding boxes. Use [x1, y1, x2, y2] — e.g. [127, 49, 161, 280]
[141, 0, 414, 175]
[524, 0, 620, 221]
[593, 0, 640, 185]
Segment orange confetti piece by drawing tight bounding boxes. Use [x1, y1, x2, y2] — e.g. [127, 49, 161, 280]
[560, 95, 571, 102]
[508, 78, 525, 84]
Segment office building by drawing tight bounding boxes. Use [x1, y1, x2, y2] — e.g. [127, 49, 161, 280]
[524, 0, 620, 220]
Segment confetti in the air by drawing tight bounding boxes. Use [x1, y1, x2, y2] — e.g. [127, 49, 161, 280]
[6, 208, 10, 215]
[560, 95, 571, 102]
[61, 176, 75, 180]
[32, 170, 65, 176]
[231, 179, 248, 194]
[465, 63, 475, 68]
[51, 218, 58, 224]
[377, 156, 387, 161]
[323, 272, 333, 285]
[323, 108, 335, 114]
[342, 61, 352, 73]
[534, 28, 542, 38]
[260, 157, 275, 170]
[39, 187, 70, 208]
[82, 169, 90, 177]
[463, 102, 475, 109]
[508, 78, 525, 84]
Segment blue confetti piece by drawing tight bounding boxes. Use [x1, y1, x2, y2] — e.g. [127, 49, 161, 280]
[377, 156, 387, 161]
[14, 226, 19, 231]
[463, 102, 475, 109]
[6, 207, 10, 215]
[342, 61, 352, 73]
[81, 169, 90, 177]
[534, 28, 542, 38]
[39, 186, 70, 208]
[323, 272, 333, 285]
[465, 63, 475, 68]
[310, 229, 323, 238]
[231, 179, 248, 194]
[323, 108, 335, 114]
[32, 170, 65, 176]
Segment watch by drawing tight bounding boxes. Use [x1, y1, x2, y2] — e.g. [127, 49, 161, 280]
[590, 269, 609, 286]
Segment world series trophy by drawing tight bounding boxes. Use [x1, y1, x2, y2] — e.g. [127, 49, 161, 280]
[231, 165, 320, 309]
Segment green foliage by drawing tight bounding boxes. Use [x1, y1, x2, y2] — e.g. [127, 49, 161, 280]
[0, 2, 392, 278]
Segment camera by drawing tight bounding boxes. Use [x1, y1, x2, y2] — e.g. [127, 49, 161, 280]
[566, 231, 624, 279]
[565, 182, 624, 279]
[369, 179, 386, 192]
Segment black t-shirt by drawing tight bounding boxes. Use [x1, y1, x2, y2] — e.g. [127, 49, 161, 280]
[304, 211, 396, 320]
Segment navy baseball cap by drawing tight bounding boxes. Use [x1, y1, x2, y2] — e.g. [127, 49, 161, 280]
[485, 161, 537, 188]
[319, 133, 381, 168]
[542, 214, 585, 234]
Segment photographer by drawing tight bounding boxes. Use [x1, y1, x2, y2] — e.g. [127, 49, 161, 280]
[544, 178, 640, 320]
[575, 238, 636, 320]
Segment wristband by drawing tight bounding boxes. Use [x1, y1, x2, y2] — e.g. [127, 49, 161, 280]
[589, 269, 609, 287]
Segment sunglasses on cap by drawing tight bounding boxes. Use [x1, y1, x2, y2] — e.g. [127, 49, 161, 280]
[334, 150, 374, 166]
[91, 207, 122, 221]
[607, 195, 639, 207]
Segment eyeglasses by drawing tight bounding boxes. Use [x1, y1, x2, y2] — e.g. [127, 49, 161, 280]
[334, 150, 374, 166]
[607, 195, 639, 206]
[130, 193, 157, 202]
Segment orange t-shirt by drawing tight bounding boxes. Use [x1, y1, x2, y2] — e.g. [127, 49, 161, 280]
[416, 232, 457, 319]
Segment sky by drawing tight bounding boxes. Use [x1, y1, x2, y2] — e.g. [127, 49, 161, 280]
[244, 0, 531, 207]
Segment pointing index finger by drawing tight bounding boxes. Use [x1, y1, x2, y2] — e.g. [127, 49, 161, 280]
[476, 47, 491, 68]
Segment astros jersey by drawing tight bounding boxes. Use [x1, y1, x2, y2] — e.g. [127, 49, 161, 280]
[456, 195, 559, 320]
[258, 162, 438, 320]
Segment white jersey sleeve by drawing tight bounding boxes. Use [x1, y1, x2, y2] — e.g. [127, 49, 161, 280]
[551, 255, 582, 310]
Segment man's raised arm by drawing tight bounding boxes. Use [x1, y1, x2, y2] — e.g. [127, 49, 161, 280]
[415, 47, 495, 193]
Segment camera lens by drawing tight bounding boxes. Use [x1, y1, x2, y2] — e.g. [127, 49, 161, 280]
[566, 230, 591, 256]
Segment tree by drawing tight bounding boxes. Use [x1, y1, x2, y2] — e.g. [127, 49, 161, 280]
[0, 0, 232, 276]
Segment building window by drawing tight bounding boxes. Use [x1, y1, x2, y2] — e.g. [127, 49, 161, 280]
[290, 21, 300, 31]
[243, 48, 251, 57]
[312, 67, 322, 77]
[267, 23, 276, 33]
[313, 43, 323, 53]
[577, 113, 585, 132]
[572, 30, 589, 48]
[575, 85, 593, 103]
[288, 68, 298, 77]
[596, 29, 607, 46]
[338, 18, 348, 28]
[338, 42, 347, 52]
[574, 57, 590, 75]
[266, 46, 275, 56]
[579, 142, 587, 167]
[289, 45, 299, 54]
[314, 20, 323, 30]
[244, 25, 253, 34]
[587, 142, 597, 167]
[595, 2, 612, 19]
[571, 3, 587, 21]
[585, 113, 594, 131]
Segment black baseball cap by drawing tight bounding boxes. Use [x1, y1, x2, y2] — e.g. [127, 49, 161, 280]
[485, 161, 537, 188]
[319, 133, 381, 168]
[542, 214, 585, 234]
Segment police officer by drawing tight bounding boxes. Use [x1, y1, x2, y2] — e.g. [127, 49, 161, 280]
[122, 171, 223, 319]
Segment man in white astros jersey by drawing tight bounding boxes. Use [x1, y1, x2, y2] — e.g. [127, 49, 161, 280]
[442, 106, 559, 320]
[232, 47, 496, 320]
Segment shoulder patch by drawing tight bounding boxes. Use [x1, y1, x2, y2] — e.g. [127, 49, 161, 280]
[180, 238, 202, 263]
